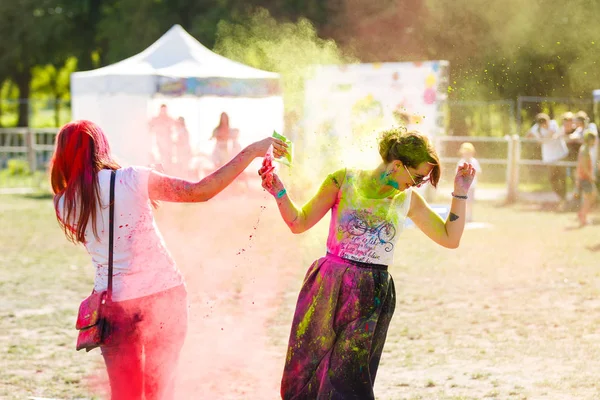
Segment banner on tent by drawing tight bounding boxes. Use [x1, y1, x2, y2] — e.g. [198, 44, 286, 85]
[156, 77, 281, 98]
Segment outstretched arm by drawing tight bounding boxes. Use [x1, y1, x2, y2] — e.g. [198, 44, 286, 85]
[261, 169, 345, 234]
[408, 163, 475, 248]
[408, 191, 467, 249]
[148, 137, 287, 202]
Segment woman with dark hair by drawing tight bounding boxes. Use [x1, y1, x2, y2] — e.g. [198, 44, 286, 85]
[211, 112, 239, 168]
[260, 128, 475, 399]
[51, 120, 287, 400]
[174, 116, 192, 178]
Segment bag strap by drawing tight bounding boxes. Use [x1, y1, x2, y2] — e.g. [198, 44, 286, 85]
[107, 170, 116, 302]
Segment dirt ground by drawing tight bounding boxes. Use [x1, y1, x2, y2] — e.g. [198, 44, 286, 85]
[3, 184, 600, 399]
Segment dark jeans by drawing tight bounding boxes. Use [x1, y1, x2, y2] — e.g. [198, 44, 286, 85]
[549, 165, 567, 201]
[101, 284, 188, 400]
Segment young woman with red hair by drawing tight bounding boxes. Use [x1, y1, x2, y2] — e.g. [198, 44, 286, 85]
[51, 120, 287, 400]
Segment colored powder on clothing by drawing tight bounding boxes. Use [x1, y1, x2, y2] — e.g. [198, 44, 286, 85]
[296, 301, 317, 338]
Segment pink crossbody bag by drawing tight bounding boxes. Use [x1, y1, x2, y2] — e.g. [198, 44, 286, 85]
[75, 170, 116, 352]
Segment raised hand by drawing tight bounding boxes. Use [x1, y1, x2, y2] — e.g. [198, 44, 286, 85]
[249, 137, 288, 159]
[454, 163, 476, 196]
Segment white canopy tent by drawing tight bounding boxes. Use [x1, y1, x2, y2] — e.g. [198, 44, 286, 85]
[71, 24, 284, 167]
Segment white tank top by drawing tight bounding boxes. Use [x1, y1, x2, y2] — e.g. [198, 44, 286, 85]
[326, 169, 412, 265]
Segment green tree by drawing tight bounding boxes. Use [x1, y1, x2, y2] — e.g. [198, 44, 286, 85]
[31, 58, 77, 127]
[96, 0, 247, 65]
[213, 8, 354, 119]
[65, 0, 114, 70]
[323, 0, 427, 61]
[94, 0, 336, 66]
[0, 1, 73, 126]
[420, 0, 600, 101]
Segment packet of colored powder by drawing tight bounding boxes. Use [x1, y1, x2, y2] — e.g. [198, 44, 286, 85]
[272, 131, 293, 167]
[261, 145, 275, 188]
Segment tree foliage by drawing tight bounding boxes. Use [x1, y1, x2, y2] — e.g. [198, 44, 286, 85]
[420, 0, 600, 100]
[0, 0, 74, 125]
[213, 8, 355, 117]
[1, 0, 600, 127]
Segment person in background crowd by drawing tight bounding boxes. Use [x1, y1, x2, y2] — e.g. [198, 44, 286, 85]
[568, 111, 598, 203]
[174, 117, 192, 179]
[561, 112, 576, 137]
[527, 113, 569, 210]
[560, 112, 577, 201]
[149, 104, 176, 173]
[574, 111, 598, 174]
[576, 132, 598, 226]
[211, 112, 239, 168]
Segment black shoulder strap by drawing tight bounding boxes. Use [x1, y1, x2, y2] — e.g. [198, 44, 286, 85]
[107, 170, 116, 301]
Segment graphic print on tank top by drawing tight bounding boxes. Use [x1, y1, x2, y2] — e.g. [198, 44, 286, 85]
[338, 209, 397, 253]
[327, 170, 412, 265]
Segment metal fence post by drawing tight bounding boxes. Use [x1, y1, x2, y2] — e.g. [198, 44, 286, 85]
[505, 135, 514, 202]
[426, 135, 443, 202]
[506, 135, 521, 202]
[26, 129, 37, 172]
[516, 97, 523, 136]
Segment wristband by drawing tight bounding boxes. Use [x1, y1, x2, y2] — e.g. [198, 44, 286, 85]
[451, 192, 468, 200]
[276, 188, 287, 199]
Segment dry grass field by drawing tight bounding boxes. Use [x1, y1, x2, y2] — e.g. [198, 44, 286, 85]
[2, 183, 600, 399]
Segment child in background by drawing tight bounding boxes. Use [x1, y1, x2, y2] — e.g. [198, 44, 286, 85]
[576, 132, 598, 226]
[457, 142, 482, 222]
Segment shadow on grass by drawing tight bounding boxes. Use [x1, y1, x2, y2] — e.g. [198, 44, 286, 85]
[587, 243, 600, 252]
[565, 217, 600, 234]
[515, 202, 560, 213]
[509, 198, 584, 214]
[492, 199, 562, 213]
[22, 191, 53, 200]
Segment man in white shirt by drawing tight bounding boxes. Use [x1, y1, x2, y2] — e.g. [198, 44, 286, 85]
[527, 113, 569, 206]
[149, 104, 176, 172]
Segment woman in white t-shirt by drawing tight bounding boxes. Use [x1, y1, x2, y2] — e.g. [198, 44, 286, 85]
[527, 113, 569, 205]
[50, 120, 287, 400]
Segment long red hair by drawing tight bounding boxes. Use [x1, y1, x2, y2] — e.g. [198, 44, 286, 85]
[50, 120, 120, 243]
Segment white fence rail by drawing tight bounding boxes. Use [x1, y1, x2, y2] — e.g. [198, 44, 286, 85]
[0, 129, 586, 202]
[0, 128, 58, 171]
[435, 135, 580, 202]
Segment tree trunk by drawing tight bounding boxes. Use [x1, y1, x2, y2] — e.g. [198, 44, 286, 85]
[0, 84, 3, 128]
[54, 98, 60, 127]
[15, 69, 31, 127]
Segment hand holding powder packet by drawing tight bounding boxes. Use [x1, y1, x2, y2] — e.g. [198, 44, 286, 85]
[261, 145, 275, 188]
[272, 131, 293, 167]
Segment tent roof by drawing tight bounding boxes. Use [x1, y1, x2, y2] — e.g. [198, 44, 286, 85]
[73, 24, 278, 80]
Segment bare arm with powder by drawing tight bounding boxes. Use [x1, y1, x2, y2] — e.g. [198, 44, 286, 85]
[260, 169, 346, 234]
[148, 137, 287, 202]
[408, 163, 475, 249]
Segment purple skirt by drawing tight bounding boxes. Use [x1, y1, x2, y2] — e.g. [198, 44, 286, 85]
[281, 254, 396, 400]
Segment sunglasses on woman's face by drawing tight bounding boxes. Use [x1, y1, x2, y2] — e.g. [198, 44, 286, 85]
[403, 164, 430, 187]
